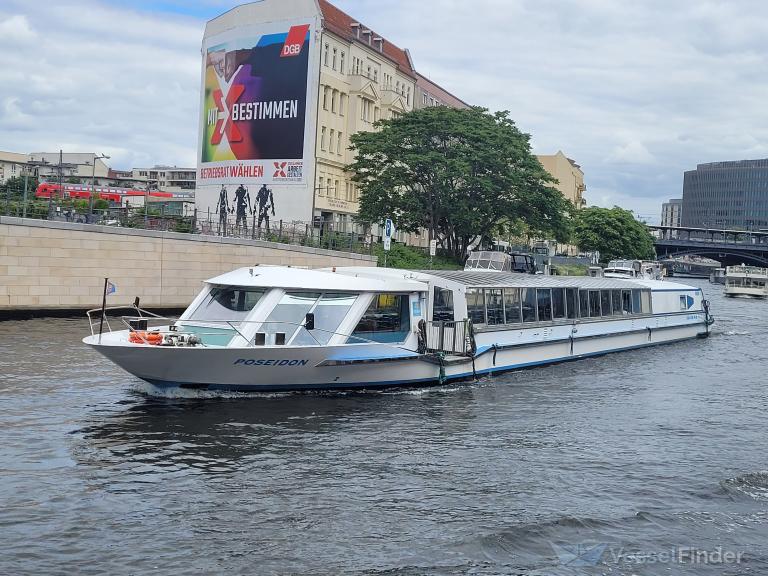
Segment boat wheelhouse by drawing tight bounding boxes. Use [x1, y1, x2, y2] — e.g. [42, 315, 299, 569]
[84, 265, 713, 392]
[724, 265, 768, 298]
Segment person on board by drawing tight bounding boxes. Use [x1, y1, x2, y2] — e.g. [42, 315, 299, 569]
[255, 184, 275, 231]
[215, 185, 229, 235]
[233, 184, 251, 234]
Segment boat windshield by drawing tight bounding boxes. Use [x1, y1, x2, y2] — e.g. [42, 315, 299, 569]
[187, 285, 266, 323]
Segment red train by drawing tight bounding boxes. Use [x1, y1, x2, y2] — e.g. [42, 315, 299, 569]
[35, 182, 173, 204]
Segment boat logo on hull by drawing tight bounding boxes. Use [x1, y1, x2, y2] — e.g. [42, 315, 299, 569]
[234, 359, 310, 367]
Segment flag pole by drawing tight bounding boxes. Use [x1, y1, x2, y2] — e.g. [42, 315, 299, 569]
[98, 277, 108, 341]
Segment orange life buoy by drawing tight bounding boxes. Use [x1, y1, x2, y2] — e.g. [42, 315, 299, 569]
[129, 331, 163, 345]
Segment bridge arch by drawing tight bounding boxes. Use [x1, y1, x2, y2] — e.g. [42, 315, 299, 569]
[661, 249, 768, 267]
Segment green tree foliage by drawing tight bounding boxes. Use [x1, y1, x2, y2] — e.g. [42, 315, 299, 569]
[1, 175, 39, 201]
[573, 206, 655, 262]
[348, 106, 573, 261]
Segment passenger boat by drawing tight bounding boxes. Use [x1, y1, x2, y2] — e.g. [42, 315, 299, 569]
[710, 268, 726, 285]
[724, 265, 768, 298]
[603, 259, 663, 280]
[84, 256, 714, 392]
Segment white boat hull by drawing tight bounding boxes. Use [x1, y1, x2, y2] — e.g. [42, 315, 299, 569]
[84, 314, 708, 392]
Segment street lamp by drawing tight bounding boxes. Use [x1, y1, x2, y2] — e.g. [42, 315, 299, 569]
[89, 153, 110, 217]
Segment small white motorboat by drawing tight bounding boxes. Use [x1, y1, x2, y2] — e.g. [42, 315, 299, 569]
[84, 255, 714, 392]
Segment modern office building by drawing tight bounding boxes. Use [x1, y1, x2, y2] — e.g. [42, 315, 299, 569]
[682, 159, 768, 229]
[196, 0, 467, 237]
[660, 198, 682, 228]
[536, 151, 587, 208]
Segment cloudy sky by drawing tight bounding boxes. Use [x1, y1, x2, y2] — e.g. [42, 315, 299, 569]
[1, 0, 767, 222]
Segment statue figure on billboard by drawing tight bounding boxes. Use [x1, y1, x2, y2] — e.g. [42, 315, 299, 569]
[255, 184, 275, 232]
[215, 185, 229, 236]
[234, 184, 251, 234]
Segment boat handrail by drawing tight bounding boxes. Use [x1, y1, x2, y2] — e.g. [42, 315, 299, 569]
[86, 305, 165, 337]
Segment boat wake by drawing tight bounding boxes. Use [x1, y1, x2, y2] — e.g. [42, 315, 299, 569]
[720, 471, 768, 502]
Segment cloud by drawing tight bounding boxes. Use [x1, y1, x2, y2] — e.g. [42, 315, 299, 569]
[0, 14, 36, 43]
[2, 0, 768, 224]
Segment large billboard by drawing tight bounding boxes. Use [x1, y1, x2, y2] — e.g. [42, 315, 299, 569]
[196, 17, 318, 229]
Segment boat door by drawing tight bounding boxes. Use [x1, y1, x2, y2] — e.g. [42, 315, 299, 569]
[427, 285, 466, 354]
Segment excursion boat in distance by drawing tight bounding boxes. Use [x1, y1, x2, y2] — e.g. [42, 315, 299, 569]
[603, 259, 664, 281]
[724, 265, 768, 298]
[84, 253, 714, 392]
[710, 268, 727, 285]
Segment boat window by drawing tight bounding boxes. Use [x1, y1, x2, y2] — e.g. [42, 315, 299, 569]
[503, 288, 521, 323]
[589, 290, 601, 317]
[579, 289, 589, 318]
[641, 290, 652, 314]
[611, 289, 622, 315]
[632, 289, 642, 314]
[622, 290, 632, 314]
[485, 289, 505, 325]
[522, 288, 537, 322]
[466, 288, 486, 325]
[433, 287, 454, 322]
[537, 289, 552, 322]
[350, 293, 411, 343]
[263, 292, 321, 344]
[290, 292, 358, 345]
[600, 290, 611, 318]
[565, 288, 577, 319]
[552, 288, 565, 320]
[188, 285, 266, 322]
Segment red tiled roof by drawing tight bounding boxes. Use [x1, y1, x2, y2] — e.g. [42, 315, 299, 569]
[318, 0, 417, 79]
[416, 72, 470, 109]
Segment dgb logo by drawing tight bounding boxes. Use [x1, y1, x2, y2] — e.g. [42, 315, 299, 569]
[281, 25, 310, 58]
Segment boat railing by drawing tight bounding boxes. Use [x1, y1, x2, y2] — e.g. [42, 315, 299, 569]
[86, 305, 166, 337]
[425, 320, 471, 356]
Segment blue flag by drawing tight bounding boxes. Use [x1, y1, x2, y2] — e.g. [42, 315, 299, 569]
[106, 281, 116, 295]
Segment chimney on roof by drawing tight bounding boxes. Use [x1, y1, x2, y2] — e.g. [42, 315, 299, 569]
[350, 22, 360, 38]
[373, 37, 383, 52]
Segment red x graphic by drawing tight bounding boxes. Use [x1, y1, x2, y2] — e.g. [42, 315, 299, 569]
[273, 162, 287, 178]
[210, 84, 245, 145]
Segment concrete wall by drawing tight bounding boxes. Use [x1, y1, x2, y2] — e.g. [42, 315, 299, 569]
[0, 217, 376, 311]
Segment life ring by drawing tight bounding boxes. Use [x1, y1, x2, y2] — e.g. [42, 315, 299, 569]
[129, 331, 163, 345]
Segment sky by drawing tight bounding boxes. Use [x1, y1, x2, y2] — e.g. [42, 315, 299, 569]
[2, 0, 768, 222]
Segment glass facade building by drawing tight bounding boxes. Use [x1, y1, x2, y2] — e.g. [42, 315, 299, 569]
[682, 159, 768, 229]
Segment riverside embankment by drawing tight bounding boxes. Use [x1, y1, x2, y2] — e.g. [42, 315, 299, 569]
[0, 216, 375, 313]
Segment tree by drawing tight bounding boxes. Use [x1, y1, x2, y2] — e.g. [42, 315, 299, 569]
[1, 175, 39, 201]
[573, 206, 655, 262]
[348, 106, 573, 261]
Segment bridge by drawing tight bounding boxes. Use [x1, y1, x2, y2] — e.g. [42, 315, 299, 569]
[650, 225, 768, 266]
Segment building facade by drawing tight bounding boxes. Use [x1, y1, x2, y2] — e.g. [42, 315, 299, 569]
[661, 198, 682, 228]
[313, 0, 419, 232]
[129, 166, 196, 192]
[682, 159, 768, 229]
[535, 151, 587, 208]
[0, 151, 29, 184]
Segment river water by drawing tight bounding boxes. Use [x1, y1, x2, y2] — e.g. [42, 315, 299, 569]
[1, 278, 767, 575]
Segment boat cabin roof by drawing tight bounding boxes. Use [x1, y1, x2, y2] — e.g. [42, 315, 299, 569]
[206, 266, 425, 292]
[206, 266, 693, 294]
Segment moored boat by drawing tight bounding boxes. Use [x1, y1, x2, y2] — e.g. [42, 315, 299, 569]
[724, 265, 768, 298]
[84, 264, 714, 392]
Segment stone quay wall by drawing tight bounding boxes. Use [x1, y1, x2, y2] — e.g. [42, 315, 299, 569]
[0, 217, 376, 311]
